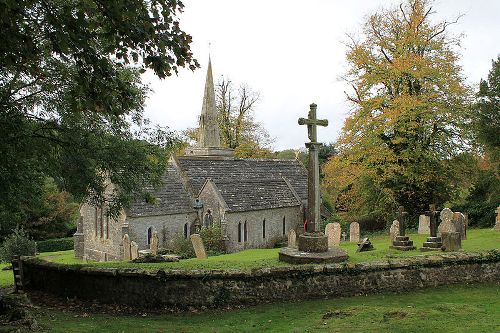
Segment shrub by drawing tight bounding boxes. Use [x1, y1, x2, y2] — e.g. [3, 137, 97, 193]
[0, 226, 37, 262]
[169, 234, 195, 259]
[36, 237, 74, 253]
[199, 225, 226, 254]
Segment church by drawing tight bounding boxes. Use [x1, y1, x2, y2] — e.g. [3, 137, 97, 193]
[75, 59, 308, 261]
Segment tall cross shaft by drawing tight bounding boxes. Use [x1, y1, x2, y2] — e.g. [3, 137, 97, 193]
[298, 103, 328, 233]
[398, 206, 408, 236]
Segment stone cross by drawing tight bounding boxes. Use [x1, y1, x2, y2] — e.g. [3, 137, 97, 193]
[397, 206, 408, 236]
[122, 234, 131, 261]
[150, 231, 159, 256]
[298, 103, 328, 232]
[425, 204, 439, 237]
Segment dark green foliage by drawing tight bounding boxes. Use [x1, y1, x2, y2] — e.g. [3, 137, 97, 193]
[168, 234, 195, 259]
[0, 227, 37, 262]
[36, 237, 74, 253]
[199, 225, 226, 254]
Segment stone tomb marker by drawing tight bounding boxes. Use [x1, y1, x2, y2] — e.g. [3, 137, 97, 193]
[452, 212, 466, 240]
[438, 208, 456, 235]
[288, 229, 297, 248]
[150, 231, 159, 256]
[418, 215, 430, 234]
[421, 204, 442, 252]
[439, 208, 461, 252]
[390, 206, 416, 251]
[325, 223, 341, 247]
[190, 234, 207, 259]
[350, 222, 360, 243]
[130, 241, 139, 260]
[495, 206, 500, 231]
[122, 234, 131, 261]
[389, 220, 399, 242]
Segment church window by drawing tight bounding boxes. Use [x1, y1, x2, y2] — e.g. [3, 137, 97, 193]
[105, 214, 109, 239]
[94, 207, 98, 237]
[147, 227, 152, 245]
[183, 223, 188, 239]
[262, 219, 266, 239]
[282, 216, 286, 235]
[238, 222, 242, 243]
[244, 221, 248, 242]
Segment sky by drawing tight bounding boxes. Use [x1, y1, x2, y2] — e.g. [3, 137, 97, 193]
[143, 0, 500, 151]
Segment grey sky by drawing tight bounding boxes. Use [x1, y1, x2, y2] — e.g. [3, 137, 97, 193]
[143, 0, 500, 151]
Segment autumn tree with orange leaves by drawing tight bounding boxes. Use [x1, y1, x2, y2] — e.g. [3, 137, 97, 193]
[323, 0, 472, 225]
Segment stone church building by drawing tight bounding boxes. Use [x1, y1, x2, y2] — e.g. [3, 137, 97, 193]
[75, 59, 308, 261]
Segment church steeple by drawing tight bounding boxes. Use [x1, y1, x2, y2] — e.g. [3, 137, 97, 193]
[198, 57, 221, 148]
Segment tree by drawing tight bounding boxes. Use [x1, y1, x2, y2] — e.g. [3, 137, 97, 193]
[0, 0, 197, 237]
[323, 0, 471, 224]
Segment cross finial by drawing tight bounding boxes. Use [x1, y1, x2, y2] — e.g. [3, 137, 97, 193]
[298, 103, 328, 143]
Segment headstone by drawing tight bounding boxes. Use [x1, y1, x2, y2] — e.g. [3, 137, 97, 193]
[190, 234, 207, 259]
[389, 220, 400, 241]
[463, 213, 468, 239]
[494, 206, 500, 231]
[452, 212, 466, 240]
[150, 231, 159, 256]
[438, 208, 456, 235]
[325, 223, 341, 248]
[130, 241, 139, 260]
[342, 232, 347, 241]
[288, 229, 297, 248]
[356, 238, 374, 252]
[122, 234, 131, 261]
[349, 222, 360, 243]
[418, 215, 430, 234]
[441, 232, 461, 252]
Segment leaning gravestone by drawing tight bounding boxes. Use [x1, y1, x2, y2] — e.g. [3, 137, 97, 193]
[122, 234, 131, 261]
[130, 241, 139, 260]
[288, 229, 297, 248]
[389, 220, 399, 242]
[356, 238, 374, 252]
[453, 212, 466, 240]
[190, 234, 207, 259]
[418, 215, 430, 234]
[150, 231, 159, 256]
[325, 223, 341, 248]
[438, 208, 456, 236]
[350, 222, 360, 243]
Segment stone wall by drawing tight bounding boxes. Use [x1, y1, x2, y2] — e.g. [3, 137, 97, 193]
[20, 251, 500, 309]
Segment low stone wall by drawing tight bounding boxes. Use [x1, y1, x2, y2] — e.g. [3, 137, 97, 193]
[20, 251, 500, 309]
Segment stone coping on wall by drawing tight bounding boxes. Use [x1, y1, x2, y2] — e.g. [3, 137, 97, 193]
[21, 250, 500, 280]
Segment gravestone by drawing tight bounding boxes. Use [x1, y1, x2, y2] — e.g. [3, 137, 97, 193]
[389, 220, 399, 242]
[494, 206, 500, 231]
[350, 222, 360, 243]
[418, 215, 430, 234]
[342, 232, 347, 241]
[122, 234, 131, 261]
[288, 229, 297, 248]
[453, 212, 466, 240]
[190, 234, 207, 259]
[356, 238, 374, 252]
[130, 241, 139, 260]
[421, 204, 442, 251]
[390, 206, 416, 251]
[325, 223, 341, 248]
[441, 232, 461, 252]
[150, 231, 159, 256]
[438, 208, 456, 235]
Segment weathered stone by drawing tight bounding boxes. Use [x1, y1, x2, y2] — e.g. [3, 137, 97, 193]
[150, 231, 159, 256]
[130, 241, 139, 260]
[441, 232, 461, 252]
[453, 212, 466, 240]
[278, 246, 348, 264]
[325, 223, 341, 247]
[349, 222, 360, 243]
[494, 206, 500, 231]
[190, 234, 207, 259]
[356, 238, 374, 252]
[298, 232, 328, 253]
[389, 220, 399, 242]
[390, 235, 416, 251]
[418, 215, 430, 234]
[122, 234, 131, 261]
[438, 208, 456, 236]
[287, 229, 297, 248]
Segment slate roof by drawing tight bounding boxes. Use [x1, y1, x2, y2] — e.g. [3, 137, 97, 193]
[176, 157, 308, 202]
[127, 164, 194, 217]
[208, 179, 301, 212]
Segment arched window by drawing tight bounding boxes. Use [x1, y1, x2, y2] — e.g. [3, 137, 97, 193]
[262, 219, 266, 239]
[244, 221, 248, 242]
[282, 216, 286, 235]
[183, 223, 188, 239]
[238, 222, 242, 243]
[147, 227, 152, 245]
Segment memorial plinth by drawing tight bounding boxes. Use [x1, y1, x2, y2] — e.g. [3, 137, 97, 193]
[391, 206, 416, 251]
[279, 103, 348, 264]
[421, 205, 442, 251]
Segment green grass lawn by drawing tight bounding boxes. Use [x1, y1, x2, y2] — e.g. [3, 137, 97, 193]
[33, 283, 500, 332]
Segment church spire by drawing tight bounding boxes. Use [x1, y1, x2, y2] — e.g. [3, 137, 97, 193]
[198, 57, 221, 148]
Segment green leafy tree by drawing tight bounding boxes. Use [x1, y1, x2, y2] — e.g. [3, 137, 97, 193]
[323, 0, 471, 223]
[0, 0, 198, 237]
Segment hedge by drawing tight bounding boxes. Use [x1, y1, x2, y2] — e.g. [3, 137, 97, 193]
[36, 237, 74, 253]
